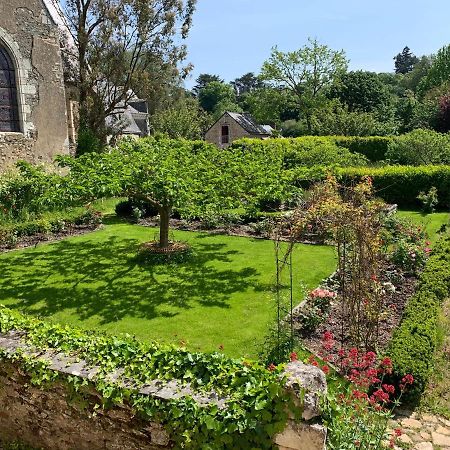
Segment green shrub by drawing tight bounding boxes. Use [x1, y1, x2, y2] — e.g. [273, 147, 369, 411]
[417, 186, 439, 213]
[0, 209, 103, 248]
[386, 129, 450, 165]
[115, 198, 159, 219]
[388, 237, 450, 402]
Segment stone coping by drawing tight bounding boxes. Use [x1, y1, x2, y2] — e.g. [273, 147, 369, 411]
[0, 330, 228, 408]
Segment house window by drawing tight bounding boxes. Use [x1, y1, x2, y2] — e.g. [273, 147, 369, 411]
[221, 125, 230, 144]
[0, 46, 20, 132]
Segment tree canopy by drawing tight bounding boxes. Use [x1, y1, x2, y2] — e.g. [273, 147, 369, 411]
[394, 46, 419, 74]
[62, 0, 196, 151]
[260, 38, 348, 132]
[57, 138, 286, 248]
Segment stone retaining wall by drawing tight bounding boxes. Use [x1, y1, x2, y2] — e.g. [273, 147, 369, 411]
[0, 332, 327, 450]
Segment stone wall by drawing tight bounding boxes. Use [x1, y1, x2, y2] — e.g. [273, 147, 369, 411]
[0, 0, 69, 169]
[0, 331, 327, 450]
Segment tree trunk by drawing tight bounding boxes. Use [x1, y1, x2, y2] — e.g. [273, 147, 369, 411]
[159, 207, 171, 248]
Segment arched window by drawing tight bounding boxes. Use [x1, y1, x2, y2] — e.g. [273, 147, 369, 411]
[0, 46, 19, 132]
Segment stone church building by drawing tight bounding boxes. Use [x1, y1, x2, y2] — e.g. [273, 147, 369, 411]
[0, 0, 71, 168]
[0, 0, 149, 170]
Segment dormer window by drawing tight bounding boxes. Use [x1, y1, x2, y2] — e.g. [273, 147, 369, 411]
[0, 46, 20, 132]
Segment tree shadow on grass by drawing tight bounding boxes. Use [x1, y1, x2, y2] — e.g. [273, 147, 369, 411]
[0, 235, 266, 325]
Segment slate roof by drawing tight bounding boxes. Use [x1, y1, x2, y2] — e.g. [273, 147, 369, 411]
[226, 112, 271, 136]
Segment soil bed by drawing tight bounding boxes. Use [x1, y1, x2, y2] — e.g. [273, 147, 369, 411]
[295, 261, 419, 354]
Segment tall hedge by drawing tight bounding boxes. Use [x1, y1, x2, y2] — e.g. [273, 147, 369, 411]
[334, 136, 392, 162]
[337, 166, 450, 209]
[388, 237, 450, 402]
[231, 136, 392, 163]
[288, 165, 450, 209]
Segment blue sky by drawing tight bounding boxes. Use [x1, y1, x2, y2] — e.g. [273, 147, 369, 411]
[183, 0, 450, 87]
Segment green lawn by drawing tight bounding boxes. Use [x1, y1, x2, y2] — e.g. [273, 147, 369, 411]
[0, 222, 336, 358]
[397, 210, 450, 242]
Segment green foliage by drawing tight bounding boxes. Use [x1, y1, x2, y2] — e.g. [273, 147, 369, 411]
[388, 236, 450, 402]
[336, 165, 450, 209]
[0, 163, 66, 220]
[261, 38, 348, 132]
[0, 208, 103, 248]
[394, 46, 419, 75]
[334, 136, 392, 161]
[417, 187, 439, 213]
[419, 44, 450, 97]
[390, 238, 427, 274]
[0, 307, 294, 449]
[76, 127, 103, 155]
[386, 129, 450, 165]
[330, 71, 391, 113]
[151, 96, 211, 140]
[198, 81, 240, 116]
[309, 101, 397, 137]
[230, 137, 368, 170]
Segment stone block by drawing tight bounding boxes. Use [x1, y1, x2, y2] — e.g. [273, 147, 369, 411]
[275, 422, 326, 450]
[283, 361, 327, 420]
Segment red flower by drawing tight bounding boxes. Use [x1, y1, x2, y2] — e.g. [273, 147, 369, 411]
[267, 363, 277, 372]
[290, 352, 298, 362]
[394, 429, 402, 437]
[322, 365, 330, 375]
[382, 384, 395, 394]
[401, 374, 414, 385]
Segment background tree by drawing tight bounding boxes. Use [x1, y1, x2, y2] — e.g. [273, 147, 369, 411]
[151, 95, 211, 139]
[231, 72, 263, 98]
[192, 73, 223, 96]
[244, 87, 300, 127]
[418, 44, 450, 97]
[394, 46, 419, 74]
[198, 81, 241, 117]
[260, 38, 348, 132]
[61, 0, 196, 152]
[438, 93, 450, 132]
[330, 71, 390, 113]
[401, 55, 433, 93]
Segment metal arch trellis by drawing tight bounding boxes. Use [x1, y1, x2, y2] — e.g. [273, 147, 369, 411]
[272, 217, 296, 362]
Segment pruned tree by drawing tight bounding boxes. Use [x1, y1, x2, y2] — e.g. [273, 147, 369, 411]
[59, 0, 196, 150]
[57, 138, 286, 249]
[261, 38, 348, 133]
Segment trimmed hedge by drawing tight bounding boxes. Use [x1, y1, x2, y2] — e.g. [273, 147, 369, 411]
[231, 136, 392, 163]
[388, 236, 450, 402]
[338, 166, 450, 209]
[334, 136, 392, 162]
[230, 137, 369, 168]
[288, 165, 450, 209]
[0, 307, 292, 449]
